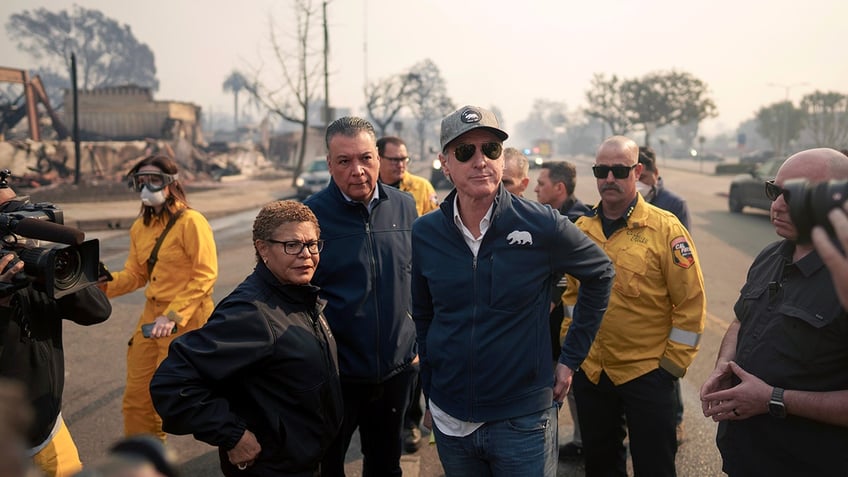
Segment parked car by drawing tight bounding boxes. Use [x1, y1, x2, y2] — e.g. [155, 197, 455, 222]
[728, 157, 785, 213]
[739, 149, 776, 165]
[295, 158, 331, 200]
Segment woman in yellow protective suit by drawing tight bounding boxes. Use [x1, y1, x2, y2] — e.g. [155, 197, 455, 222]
[104, 154, 218, 440]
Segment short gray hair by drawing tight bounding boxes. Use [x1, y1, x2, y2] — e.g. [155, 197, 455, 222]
[325, 116, 377, 149]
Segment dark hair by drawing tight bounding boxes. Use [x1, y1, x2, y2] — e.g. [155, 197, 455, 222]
[108, 435, 178, 477]
[325, 117, 377, 150]
[252, 200, 320, 262]
[128, 155, 188, 225]
[638, 146, 657, 172]
[376, 136, 406, 157]
[541, 161, 578, 195]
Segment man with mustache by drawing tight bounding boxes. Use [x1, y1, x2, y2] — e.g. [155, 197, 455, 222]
[561, 136, 706, 476]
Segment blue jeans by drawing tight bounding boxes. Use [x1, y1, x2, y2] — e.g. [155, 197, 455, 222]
[433, 404, 558, 477]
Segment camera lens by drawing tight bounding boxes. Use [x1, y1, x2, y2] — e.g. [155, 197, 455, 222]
[785, 179, 848, 243]
[52, 248, 82, 291]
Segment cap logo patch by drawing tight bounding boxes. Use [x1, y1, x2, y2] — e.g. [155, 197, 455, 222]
[670, 236, 694, 269]
[461, 109, 481, 124]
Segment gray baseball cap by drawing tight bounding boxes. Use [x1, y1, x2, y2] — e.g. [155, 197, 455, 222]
[440, 105, 509, 151]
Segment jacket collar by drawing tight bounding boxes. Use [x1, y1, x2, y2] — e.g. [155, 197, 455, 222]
[585, 193, 651, 228]
[255, 261, 323, 306]
[328, 178, 387, 210]
[439, 183, 511, 223]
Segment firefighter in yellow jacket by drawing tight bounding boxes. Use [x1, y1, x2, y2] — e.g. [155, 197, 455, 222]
[104, 155, 218, 441]
[378, 136, 438, 216]
[560, 136, 705, 477]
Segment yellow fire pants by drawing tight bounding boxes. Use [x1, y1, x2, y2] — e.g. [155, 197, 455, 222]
[31, 415, 82, 477]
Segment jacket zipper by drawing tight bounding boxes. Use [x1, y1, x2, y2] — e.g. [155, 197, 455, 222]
[363, 210, 381, 381]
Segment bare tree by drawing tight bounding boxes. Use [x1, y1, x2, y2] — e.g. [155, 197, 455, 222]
[6, 5, 158, 96]
[246, 0, 323, 185]
[364, 72, 418, 137]
[584, 73, 632, 138]
[406, 59, 454, 160]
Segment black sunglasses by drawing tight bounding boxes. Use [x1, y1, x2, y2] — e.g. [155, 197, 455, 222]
[592, 164, 637, 179]
[764, 180, 788, 201]
[453, 142, 503, 162]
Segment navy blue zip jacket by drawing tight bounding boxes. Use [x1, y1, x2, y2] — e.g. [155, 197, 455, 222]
[305, 179, 417, 383]
[411, 185, 614, 422]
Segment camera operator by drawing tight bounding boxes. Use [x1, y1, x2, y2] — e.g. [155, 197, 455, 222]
[0, 183, 112, 477]
[700, 148, 848, 476]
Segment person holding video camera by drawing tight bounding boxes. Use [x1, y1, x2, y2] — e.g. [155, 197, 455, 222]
[700, 148, 848, 476]
[102, 155, 218, 442]
[0, 181, 112, 477]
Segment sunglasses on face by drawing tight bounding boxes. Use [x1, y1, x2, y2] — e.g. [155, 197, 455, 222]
[128, 172, 177, 192]
[591, 164, 637, 179]
[452, 142, 503, 162]
[764, 180, 789, 201]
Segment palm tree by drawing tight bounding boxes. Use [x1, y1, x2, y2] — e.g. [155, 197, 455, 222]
[222, 71, 248, 131]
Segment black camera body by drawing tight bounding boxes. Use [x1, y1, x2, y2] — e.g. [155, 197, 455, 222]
[0, 197, 99, 299]
[784, 179, 848, 243]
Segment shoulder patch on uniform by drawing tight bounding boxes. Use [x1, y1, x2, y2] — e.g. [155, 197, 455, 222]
[670, 235, 694, 269]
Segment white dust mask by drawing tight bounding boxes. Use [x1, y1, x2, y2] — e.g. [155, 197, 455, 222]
[140, 186, 167, 207]
[635, 180, 653, 198]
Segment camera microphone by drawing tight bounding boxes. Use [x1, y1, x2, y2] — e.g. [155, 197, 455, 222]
[13, 217, 85, 246]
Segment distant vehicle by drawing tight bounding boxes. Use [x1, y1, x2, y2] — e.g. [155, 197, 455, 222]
[524, 139, 552, 168]
[739, 149, 776, 165]
[697, 152, 726, 162]
[728, 157, 785, 213]
[295, 158, 331, 200]
[430, 158, 452, 189]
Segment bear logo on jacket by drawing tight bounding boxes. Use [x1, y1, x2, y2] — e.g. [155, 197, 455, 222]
[507, 230, 533, 245]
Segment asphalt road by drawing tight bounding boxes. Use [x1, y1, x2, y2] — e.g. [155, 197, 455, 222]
[57, 156, 778, 476]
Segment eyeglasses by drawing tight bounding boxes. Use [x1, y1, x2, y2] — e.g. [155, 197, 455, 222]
[453, 142, 503, 162]
[266, 239, 324, 255]
[764, 180, 788, 201]
[591, 164, 637, 179]
[383, 156, 409, 163]
[127, 172, 178, 192]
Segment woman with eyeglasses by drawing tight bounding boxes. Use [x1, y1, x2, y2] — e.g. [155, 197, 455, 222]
[102, 154, 218, 442]
[150, 200, 343, 476]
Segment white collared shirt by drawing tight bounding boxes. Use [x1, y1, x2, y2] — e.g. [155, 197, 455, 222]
[429, 195, 494, 437]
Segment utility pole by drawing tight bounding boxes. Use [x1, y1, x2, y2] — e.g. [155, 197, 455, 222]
[323, 0, 330, 130]
[71, 53, 81, 186]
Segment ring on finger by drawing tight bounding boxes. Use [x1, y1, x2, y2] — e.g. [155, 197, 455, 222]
[237, 463, 247, 470]
[732, 408, 740, 417]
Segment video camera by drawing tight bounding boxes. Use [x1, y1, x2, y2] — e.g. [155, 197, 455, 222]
[785, 179, 848, 243]
[0, 169, 100, 299]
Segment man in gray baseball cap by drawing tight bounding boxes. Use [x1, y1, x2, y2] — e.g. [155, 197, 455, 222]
[411, 105, 614, 475]
[439, 105, 509, 152]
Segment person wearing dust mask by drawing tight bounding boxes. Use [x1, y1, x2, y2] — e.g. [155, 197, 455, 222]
[102, 154, 218, 443]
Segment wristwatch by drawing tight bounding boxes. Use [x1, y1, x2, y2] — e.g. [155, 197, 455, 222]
[768, 386, 786, 418]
